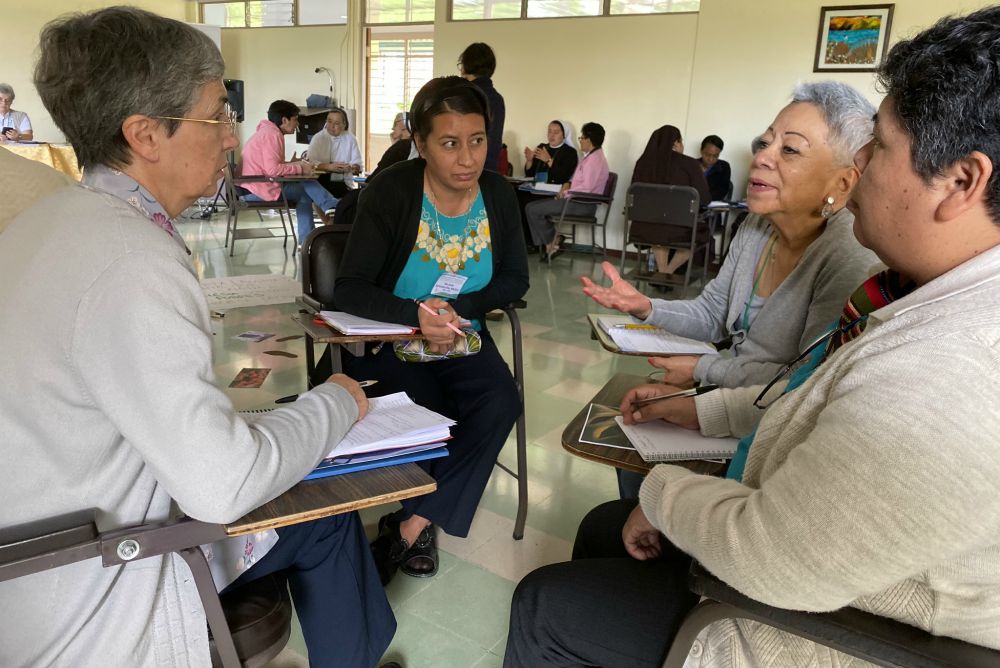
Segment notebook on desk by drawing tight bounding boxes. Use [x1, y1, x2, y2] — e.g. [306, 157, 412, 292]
[595, 315, 716, 355]
[318, 311, 416, 335]
[615, 417, 738, 462]
[304, 445, 448, 480]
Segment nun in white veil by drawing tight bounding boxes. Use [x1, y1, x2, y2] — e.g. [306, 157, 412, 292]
[522, 119, 579, 184]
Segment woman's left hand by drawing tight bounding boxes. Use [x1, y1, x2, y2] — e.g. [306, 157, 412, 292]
[622, 505, 662, 561]
[534, 146, 552, 164]
[647, 356, 699, 388]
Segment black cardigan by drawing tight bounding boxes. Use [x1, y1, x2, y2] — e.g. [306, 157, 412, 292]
[335, 158, 529, 327]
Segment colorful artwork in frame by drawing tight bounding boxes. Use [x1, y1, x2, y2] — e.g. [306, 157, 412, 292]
[814, 4, 894, 72]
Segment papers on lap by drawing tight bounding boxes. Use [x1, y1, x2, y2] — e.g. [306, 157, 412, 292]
[615, 417, 738, 462]
[318, 311, 416, 335]
[596, 315, 716, 355]
[329, 392, 455, 458]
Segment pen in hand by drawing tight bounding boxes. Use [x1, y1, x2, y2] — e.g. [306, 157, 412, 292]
[417, 301, 466, 338]
[631, 384, 718, 408]
[275, 380, 378, 404]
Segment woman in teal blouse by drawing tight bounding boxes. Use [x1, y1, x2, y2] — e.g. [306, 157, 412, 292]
[336, 76, 529, 583]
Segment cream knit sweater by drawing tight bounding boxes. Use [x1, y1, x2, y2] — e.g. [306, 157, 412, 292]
[640, 243, 1000, 667]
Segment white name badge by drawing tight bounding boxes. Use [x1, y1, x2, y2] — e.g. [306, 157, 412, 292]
[430, 272, 468, 299]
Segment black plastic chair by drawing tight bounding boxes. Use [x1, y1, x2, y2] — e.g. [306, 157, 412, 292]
[0, 510, 290, 668]
[298, 225, 530, 540]
[545, 172, 619, 257]
[663, 562, 1000, 668]
[620, 183, 712, 291]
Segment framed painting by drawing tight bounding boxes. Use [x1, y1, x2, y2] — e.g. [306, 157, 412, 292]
[814, 4, 894, 72]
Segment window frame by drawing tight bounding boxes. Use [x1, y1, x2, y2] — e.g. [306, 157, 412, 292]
[445, 0, 700, 23]
[361, 0, 436, 27]
[198, 0, 350, 29]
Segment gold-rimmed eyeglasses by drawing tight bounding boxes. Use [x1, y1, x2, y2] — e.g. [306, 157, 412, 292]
[152, 104, 239, 135]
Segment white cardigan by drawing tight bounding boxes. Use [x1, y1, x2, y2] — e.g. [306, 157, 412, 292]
[641, 243, 1000, 667]
[0, 185, 359, 666]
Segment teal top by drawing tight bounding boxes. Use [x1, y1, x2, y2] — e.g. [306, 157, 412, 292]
[393, 191, 493, 330]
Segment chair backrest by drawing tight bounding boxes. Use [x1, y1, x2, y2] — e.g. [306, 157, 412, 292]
[603, 172, 619, 199]
[301, 224, 353, 311]
[724, 180, 734, 201]
[626, 183, 699, 228]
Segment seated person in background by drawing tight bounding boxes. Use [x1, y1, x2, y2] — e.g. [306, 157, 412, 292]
[308, 107, 363, 198]
[525, 121, 610, 262]
[0, 8, 393, 665]
[240, 99, 338, 243]
[507, 10, 1000, 665]
[369, 111, 417, 181]
[335, 76, 528, 584]
[523, 120, 578, 184]
[0, 147, 71, 232]
[629, 125, 711, 276]
[700, 133, 732, 201]
[0, 83, 33, 141]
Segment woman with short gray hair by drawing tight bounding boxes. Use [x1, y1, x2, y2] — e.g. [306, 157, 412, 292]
[0, 83, 33, 141]
[583, 82, 879, 502]
[0, 7, 394, 666]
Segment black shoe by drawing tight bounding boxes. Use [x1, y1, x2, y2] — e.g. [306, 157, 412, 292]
[400, 523, 439, 578]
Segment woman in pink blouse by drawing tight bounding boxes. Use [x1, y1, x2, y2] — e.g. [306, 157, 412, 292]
[524, 121, 609, 262]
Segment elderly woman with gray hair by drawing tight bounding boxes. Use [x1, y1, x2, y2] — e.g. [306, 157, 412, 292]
[0, 8, 394, 666]
[0, 83, 33, 141]
[589, 81, 880, 498]
[508, 81, 883, 664]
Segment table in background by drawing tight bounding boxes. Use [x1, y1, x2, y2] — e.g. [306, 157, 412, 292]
[2, 142, 82, 180]
[561, 372, 726, 477]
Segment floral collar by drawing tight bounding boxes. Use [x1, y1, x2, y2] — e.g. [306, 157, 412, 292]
[82, 165, 190, 254]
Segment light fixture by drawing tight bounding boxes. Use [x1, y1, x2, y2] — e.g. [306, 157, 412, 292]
[314, 66, 336, 106]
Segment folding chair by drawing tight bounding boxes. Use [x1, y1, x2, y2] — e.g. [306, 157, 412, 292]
[663, 562, 1000, 668]
[298, 225, 531, 540]
[223, 154, 297, 257]
[545, 172, 619, 258]
[0, 510, 290, 668]
[621, 183, 713, 291]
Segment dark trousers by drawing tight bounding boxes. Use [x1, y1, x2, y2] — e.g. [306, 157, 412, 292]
[504, 499, 698, 668]
[342, 332, 520, 537]
[224, 512, 395, 667]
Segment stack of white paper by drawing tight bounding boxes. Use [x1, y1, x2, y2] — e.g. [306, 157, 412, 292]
[328, 392, 455, 457]
[318, 311, 416, 335]
[608, 328, 716, 355]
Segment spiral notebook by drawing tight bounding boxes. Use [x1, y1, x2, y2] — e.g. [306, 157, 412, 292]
[614, 416, 738, 462]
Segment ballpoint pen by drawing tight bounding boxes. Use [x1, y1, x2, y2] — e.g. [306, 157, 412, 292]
[417, 301, 466, 337]
[613, 324, 658, 330]
[275, 380, 378, 404]
[631, 384, 718, 407]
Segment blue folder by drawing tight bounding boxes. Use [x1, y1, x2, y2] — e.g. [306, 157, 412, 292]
[304, 446, 449, 481]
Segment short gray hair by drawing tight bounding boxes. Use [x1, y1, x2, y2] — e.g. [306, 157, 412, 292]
[791, 81, 876, 166]
[0, 83, 13, 100]
[34, 7, 224, 170]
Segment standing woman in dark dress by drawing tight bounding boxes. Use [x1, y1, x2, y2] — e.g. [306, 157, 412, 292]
[628, 124, 711, 275]
[335, 76, 528, 583]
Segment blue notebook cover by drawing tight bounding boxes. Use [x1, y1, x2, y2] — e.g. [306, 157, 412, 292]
[304, 446, 449, 480]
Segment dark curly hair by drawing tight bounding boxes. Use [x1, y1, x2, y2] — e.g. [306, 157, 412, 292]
[878, 6, 1000, 224]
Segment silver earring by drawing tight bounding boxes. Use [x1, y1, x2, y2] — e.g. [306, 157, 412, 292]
[821, 196, 835, 219]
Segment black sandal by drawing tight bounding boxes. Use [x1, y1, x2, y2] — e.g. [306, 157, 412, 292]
[370, 514, 409, 586]
[400, 523, 438, 578]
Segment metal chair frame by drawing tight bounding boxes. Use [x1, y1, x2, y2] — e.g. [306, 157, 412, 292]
[545, 172, 619, 257]
[223, 155, 298, 257]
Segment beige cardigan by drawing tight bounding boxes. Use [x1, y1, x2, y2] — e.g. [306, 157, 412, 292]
[640, 243, 1000, 667]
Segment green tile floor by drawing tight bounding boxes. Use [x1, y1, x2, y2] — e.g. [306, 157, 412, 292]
[176, 207, 699, 668]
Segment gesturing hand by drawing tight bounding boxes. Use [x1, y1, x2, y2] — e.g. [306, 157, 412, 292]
[622, 505, 662, 561]
[619, 383, 700, 429]
[580, 261, 653, 319]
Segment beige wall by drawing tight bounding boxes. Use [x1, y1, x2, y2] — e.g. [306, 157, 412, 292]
[686, 0, 996, 209]
[5, 0, 191, 143]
